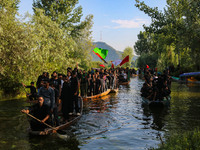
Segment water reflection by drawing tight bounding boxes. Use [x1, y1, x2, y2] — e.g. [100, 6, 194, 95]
[142, 105, 169, 130]
[1, 78, 200, 149]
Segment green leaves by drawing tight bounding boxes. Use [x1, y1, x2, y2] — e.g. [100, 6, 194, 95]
[0, 0, 94, 96]
[134, 0, 200, 71]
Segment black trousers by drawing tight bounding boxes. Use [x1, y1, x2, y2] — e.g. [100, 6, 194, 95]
[72, 94, 79, 113]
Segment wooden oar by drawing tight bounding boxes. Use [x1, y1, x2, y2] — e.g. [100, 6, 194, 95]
[23, 112, 67, 135]
[25, 113, 56, 130]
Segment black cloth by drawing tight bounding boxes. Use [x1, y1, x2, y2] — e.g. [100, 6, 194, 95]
[71, 77, 79, 94]
[95, 79, 101, 94]
[26, 86, 37, 95]
[61, 81, 72, 120]
[29, 103, 51, 131]
[36, 75, 48, 88]
[50, 78, 61, 91]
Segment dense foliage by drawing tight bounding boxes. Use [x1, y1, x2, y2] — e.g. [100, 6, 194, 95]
[153, 129, 200, 150]
[0, 0, 93, 96]
[134, 0, 200, 74]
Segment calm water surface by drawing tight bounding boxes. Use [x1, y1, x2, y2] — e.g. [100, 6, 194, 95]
[0, 77, 200, 150]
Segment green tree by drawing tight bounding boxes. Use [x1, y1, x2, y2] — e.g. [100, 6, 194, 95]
[134, 31, 150, 55]
[33, 0, 94, 69]
[134, 0, 200, 71]
[0, 0, 35, 95]
[121, 47, 134, 68]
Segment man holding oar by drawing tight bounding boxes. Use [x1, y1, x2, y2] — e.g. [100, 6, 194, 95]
[21, 96, 51, 132]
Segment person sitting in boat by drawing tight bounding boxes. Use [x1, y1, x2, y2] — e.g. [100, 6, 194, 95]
[22, 82, 37, 101]
[21, 96, 51, 131]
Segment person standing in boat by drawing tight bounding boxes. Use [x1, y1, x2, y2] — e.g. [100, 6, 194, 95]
[95, 75, 101, 94]
[61, 74, 72, 121]
[36, 72, 48, 94]
[50, 71, 61, 97]
[39, 80, 55, 114]
[49, 82, 60, 126]
[71, 70, 80, 115]
[22, 82, 37, 101]
[87, 73, 92, 96]
[21, 96, 51, 131]
[80, 70, 87, 97]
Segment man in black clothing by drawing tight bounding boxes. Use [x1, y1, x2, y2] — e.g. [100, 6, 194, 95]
[21, 96, 51, 131]
[61, 75, 72, 121]
[71, 71, 80, 115]
[22, 82, 37, 100]
[49, 82, 60, 126]
[36, 72, 48, 94]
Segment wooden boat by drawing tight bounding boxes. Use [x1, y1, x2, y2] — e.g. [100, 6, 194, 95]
[131, 74, 138, 77]
[142, 96, 171, 108]
[118, 81, 130, 85]
[172, 76, 200, 84]
[172, 72, 200, 84]
[109, 88, 118, 93]
[28, 96, 83, 135]
[83, 89, 111, 100]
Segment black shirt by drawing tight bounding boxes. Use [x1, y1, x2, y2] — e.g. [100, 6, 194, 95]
[71, 77, 78, 94]
[29, 103, 50, 120]
[26, 86, 37, 95]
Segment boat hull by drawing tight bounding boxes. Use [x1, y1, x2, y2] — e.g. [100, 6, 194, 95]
[83, 89, 111, 100]
[28, 96, 83, 135]
[142, 96, 170, 108]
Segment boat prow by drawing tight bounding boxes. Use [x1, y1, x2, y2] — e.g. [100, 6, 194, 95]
[142, 96, 171, 108]
[118, 81, 130, 85]
[28, 96, 83, 135]
[109, 88, 118, 93]
[83, 89, 111, 100]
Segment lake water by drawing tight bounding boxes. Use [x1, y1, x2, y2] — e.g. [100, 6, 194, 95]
[0, 77, 200, 150]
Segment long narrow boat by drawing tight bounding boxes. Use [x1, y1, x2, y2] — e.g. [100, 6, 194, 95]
[28, 96, 83, 135]
[172, 76, 200, 84]
[172, 72, 200, 84]
[142, 96, 171, 108]
[83, 89, 111, 100]
[109, 88, 118, 93]
[118, 81, 130, 85]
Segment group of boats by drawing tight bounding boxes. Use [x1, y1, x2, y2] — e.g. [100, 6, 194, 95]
[24, 71, 200, 136]
[25, 81, 130, 136]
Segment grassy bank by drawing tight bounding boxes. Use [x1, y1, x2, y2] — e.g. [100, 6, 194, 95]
[153, 129, 200, 150]
[0, 90, 26, 101]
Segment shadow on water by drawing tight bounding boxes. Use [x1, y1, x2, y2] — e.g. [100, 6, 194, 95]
[142, 105, 169, 131]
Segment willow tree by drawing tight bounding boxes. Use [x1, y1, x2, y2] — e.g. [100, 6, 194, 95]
[0, 0, 35, 95]
[135, 0, 200, 71]
[33, 0, 94, 68]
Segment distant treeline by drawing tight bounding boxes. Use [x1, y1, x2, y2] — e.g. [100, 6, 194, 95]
[134, 0, 200, 75]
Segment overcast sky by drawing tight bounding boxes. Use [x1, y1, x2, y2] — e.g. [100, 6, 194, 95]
[19, 0, 167, 52]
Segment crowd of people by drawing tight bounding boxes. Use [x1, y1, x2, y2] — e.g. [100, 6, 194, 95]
[140, 68, 171, 101]
[21, 66, 136, 131]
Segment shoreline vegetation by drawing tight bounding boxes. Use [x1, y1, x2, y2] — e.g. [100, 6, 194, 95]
[1, 0, 200, 149]
[153, 128, 200, 150]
